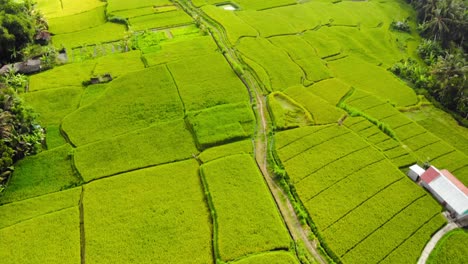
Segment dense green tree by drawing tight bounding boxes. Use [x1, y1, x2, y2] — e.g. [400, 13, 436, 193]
[0, 84, 43, 188]
[0, 0, 36, 64]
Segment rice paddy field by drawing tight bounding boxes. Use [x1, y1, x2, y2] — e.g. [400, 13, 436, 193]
[1, 0, 467, 263]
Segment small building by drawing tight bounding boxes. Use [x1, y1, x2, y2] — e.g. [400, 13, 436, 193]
[419, 166, 468, 225]
[407, 164, 425, 181]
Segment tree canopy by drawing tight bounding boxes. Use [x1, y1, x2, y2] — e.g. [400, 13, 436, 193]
[0, 0, 36, 64]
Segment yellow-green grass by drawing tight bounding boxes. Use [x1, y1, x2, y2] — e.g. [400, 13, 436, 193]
[0, 145, 81, 204]
[22, 87, 83, 126]
[237, 37, 303, 91]
[84, 160, 213, 263]
[328, 56, 418, 106]
[62, 65, 184, 146]
[167, 52, 250, 111]
[268, 91, 314, 129]
[0, 187, 80, 228]
[128, 10, 193, 31]
[0, 207, 80, 264]
[380, 214, 446, 264]
[341, 196, 444, 264]
[187, 103, 255, 149]
[404, 105, 468, 156]
[92, 50, 145, 77]
[201, 154, 291, 261]
[232, 251, 299, 264]
[29, 61, 95, 91]
[198, 140, 253, 163]
[309, 79, 351, 105]
[284, 86, 345, 125]
[427, 229, 468, 264]
[107, 0, 172, 13]
[45, 124, 67, 149]
[236, 10, 299, 37]
[48, 6, 106, 35]
[74, 120, 198, 182]
[52, 23, 126, 49]
[36, 0, 105, 18]
[143, 35, 217, 65]
[323, 185, 443, 261]
[79, 84, 107, 107]
[270, 35, 332, 83]
[201, 5, 258, 44]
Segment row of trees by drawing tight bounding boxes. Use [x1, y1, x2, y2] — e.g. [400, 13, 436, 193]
[0, 0, 45, 190]
[396, 0, 468, 121]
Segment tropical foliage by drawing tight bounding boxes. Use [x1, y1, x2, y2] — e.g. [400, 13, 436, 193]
[0, 0, 48, 64]
[0, 84, 44, 190]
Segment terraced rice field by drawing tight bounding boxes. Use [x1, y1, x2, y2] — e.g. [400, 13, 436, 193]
[1, 0, 466, 263]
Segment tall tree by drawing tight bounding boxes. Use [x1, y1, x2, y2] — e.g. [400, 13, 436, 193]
[0, 0, 35, 64]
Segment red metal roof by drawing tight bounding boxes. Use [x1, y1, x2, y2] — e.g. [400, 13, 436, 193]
[421, 166, 440, 184]
[441, 169, 468, 196]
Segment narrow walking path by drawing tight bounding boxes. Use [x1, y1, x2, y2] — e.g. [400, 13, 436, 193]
[173, 2, 328, 263]
[417, 221, 459, 264]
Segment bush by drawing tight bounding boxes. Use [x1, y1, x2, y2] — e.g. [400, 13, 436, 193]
[390, 20, 411, 32]
[0, 84, 44, 189]
[417, 39, 443, 65]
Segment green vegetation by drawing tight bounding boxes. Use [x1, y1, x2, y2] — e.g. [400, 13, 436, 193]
[268, 91, 314, 129]
[201, 154, 291, 262]
[84, 160, 213, 263]
[187, 103, 255, 149]
[0, 86, 44, 190]
[62, 65, 184, 146]
[232, 251, 299, 264]
[47, 6, 107, 34]
[198, 140, 253, 163]
[0, 207, 81, 264]
[74, 120, 197, 182]
[0, 144, 80, 203]
[129, 10, 193, 31]
[428, 229, 468, 264]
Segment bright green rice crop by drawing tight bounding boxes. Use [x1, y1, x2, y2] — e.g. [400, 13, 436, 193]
[0, 207, 80, 264]
[62, 65, 184, 146]
[29, 61, 95, 91]
[128, 10, 193, 31]
[427, 229, 468, 264]
[74, 120, 198, 182]
[52, 23, 126, 49]
[201, 154, 291, 261]
[167, 52, 250, 111]
[22, 87, 83, 126]
[48, 6, 106, 35]
[0, 187, 81, 227]
[232, 251, 299, 264]
[268, 91, 314, 129]
[0, 145, 81, 204]
[107, 0, 172, 13]
[198, 140, 253, 163]
[84, 160, 213, 263]
[187, 103, 255, 149]
[284, 86, 344, 125]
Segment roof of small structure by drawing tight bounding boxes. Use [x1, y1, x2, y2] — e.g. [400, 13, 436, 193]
[441, 169, 468, 196]
[421, 166, 440, 184]
[409, 164, 425, 176]
[420, 166, 468, 216]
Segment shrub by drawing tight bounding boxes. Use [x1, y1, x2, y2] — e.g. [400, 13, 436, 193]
[0, 85, 44, 189]
[417, 39, 443, 65]
[390, 20, 411, 33]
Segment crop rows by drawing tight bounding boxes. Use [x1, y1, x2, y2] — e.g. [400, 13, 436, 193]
[275, 123, 444, 262]
[74, 120, 197, 182]
[83, 160, 213, 263]
[201, 154, 291, 262]
[344, 91, 468, 183]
